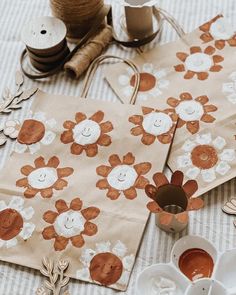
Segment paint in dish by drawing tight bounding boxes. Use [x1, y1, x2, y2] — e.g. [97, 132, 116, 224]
[179, 248, 214, 281]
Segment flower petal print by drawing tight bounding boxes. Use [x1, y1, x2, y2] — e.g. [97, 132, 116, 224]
[76, 240, 135, 288]
[129, 107, 178, 145]
[174, 45, 224, 80]
[16, 156, 74, 199]
[14, 111, 57, 154]
[199, 15, 236, 50]
[145, 171, 204, 228]
[0, 196, 35, 248]
[42, 198, 100, 251]
[118, 63, 170, 102]
[61, 111, 113, 158]
[167, 92, 217, 134]
[222, 72, 236, 104]
[177, 133, 236, 183]
[96, 152, 151, 200]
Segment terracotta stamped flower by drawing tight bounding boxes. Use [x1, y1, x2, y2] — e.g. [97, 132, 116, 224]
[15, 111, 57, 154]
[76, 240, 135, 288]
[129, 107, 178, 145]
[16, 156, 74, 199]
[0, 196, 35, 248]
[61, 111, 113, 157]
[177, 133, 236, 183]
[145, 171, 204, 232]
[174, 46, 224, 80]
[167, 92, 217, 134]
[96, 152, 151, 200]
[42, 198, 100, 251]
[118, 63, 170, 102]
[199, 15, 236, 50]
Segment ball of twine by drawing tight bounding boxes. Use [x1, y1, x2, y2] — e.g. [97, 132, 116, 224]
[50, 0, 104, 38]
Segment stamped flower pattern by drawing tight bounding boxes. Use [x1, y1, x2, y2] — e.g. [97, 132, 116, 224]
[15, 112, 57, 154]
[129, 107, 178, 145]
[61, 111, 113, 157]
[222, 72, 236, 104]
[0, 196, 35, 248]
[96, 152, 151, 200]
[118, 63, 169, 102]
[199, 15, 236, 50]
[76, 240, 135, 288]
[16, 156, 74, 199]
[167, 92, 217, 134]
[174, 46, 224, 80]
[177, 133, 236, 183]
[42, 198, 100, 251]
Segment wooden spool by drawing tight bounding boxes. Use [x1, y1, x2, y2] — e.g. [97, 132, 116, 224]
[21, 16, 70, 72]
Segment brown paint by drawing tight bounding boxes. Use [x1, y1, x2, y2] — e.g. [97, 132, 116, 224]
[17, 119, 46, 144]
[0, 209, 23, 240]
[130, 73, 156, 92]
[179, 248, 214, 281]
[89, 252, 123, 286]
[191, 145, 218, 169]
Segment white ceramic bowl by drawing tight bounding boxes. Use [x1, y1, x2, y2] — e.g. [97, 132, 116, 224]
[136, 263, 189, 295]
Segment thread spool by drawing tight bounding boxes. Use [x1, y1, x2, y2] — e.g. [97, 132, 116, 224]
[50, 0, 104, 39]
[64, 25, 113, 79]
[21, 16, 70, 73]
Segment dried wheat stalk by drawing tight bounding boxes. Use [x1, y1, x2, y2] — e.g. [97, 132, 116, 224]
[0, 70, 38, 114]
[36, 258, 70, 295]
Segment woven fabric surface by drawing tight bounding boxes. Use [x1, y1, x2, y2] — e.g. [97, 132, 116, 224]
[0, 0, 236, 294]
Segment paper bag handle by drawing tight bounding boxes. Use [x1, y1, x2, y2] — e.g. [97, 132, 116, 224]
[80, 54, 140, 105]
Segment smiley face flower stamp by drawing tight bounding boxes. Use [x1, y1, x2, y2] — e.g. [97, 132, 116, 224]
[96, 152, 151, 200]
[42, 198, 100, 251]
[16, 156, 74, 199]
[167, 92, 217, 134]
[0, 196, 35, 248]
[61, 111, 113, 157]
[129, 107, 178, 145]
[174, 46, 224, 80]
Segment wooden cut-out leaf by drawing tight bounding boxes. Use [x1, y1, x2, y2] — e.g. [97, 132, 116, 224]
[44, 280, 54, 291]
[40, 267, 49, 277]
[53, 272, 59, 283]
[35, 287, 47, 295]
[15, 71, 24, 88]
[20, 87, 38, 101]
[60, 277, 70, 287]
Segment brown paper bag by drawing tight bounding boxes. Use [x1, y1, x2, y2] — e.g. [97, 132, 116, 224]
[0, 82, 177, 291]
[168, 114, 236, 196]
[105, 15, 236, 196]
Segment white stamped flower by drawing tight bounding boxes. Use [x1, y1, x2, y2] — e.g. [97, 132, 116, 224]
[14, 111, 57, 154]
[118, 63, 169, 102]
[177, 133, 236, 183]
[76, 240, 135, 288]
[0, 196, 35, 248]
[222, 72, 236, 104]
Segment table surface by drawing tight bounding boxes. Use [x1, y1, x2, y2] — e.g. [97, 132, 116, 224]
[0, 0, 236, 294]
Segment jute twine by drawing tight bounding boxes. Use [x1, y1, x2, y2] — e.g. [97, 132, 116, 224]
[64, 25, 113, 79]
[50, 0, 104, 38]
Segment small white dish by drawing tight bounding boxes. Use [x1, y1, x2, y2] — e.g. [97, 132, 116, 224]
[136, 235, 236, 295]
[136, 263, 189, 295]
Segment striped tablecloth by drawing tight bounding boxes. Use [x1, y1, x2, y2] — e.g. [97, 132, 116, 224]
[0, 0, 236, 294]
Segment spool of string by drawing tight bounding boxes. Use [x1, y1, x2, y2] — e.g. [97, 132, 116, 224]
[64, 25, 113, 79]
[50, 0, 104, 39]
